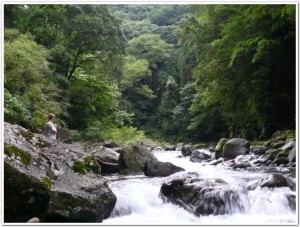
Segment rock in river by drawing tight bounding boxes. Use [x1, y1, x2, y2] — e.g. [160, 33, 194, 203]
[144, 160, 184, 177]
[119, 145, 158, 174]
[223, 138, 250, 159]
[159, 173, 246, 216]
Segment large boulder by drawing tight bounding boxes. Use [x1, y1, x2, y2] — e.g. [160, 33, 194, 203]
[144, 160, 184, 177]
[215, 138, 229, 159]
[159, 173, 245, 216]
[223, 138, 250, 159]
[92, 147, 119, 164]
[4, 122, 117, 223]
[119, 145, 158, 174]
[189, 150, 211, 163]
[46, 175, 116, 222]
[4, 161, 51, 222]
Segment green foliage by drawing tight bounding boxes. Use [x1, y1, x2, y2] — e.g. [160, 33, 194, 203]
[182, 5, 295, 139]
[4, 146, 32, 166]
[72, 161, 92, 174]
[128, 34, 173, 69]
[121, 19, 158, 40]
[4, 89, 28, 125]
[4, 28, 65, 130]
[103, 126, 147, 145]
[41, 176, 52, 190]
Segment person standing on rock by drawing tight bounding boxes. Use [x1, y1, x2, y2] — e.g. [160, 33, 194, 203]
[45, 113, 57, 140]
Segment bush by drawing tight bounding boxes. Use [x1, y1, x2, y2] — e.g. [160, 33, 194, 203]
[4, 89, 28, 124]
[104, 126, 147, 145]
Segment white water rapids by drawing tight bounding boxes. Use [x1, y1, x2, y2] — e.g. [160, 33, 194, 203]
[103, 149, 297, 225]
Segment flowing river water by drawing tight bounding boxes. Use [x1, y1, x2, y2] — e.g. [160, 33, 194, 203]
[103, 149, 297, 225]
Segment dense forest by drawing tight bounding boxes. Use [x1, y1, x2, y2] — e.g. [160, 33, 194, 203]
[4, 4, 296, 144]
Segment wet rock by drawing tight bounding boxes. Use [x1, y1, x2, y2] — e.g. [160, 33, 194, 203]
[223, 138, 250, 159]
[103, 141, 119, 148]
[247, 174, 289, 190]
[159, 173, 245, 216]
[264, 149, 282, 160]
[92, 147, 119, 164]
[288, 148, 296, 163]
[215, 138, 229, 159]
[232, 162, 251, 169]
[251, 146, 269, 156]
[144, 160, 184, 177]
[4, 161, 50, 222]
[189, 150, 211, 163]
[46, 178, 116, 222]
[210, 158, 223, 166]
[281, 140, 296, 151]
[182, 145, 193, 157]
[119, 145, 158, 174]
[286, 194, 296, 211]
[271, 141, 286, 149]
[164, 145, 176, 151]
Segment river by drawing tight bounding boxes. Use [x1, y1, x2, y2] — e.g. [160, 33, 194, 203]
[103, 149, 296, 225]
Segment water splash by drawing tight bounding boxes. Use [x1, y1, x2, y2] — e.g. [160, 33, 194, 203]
[103, 149, 296, 224]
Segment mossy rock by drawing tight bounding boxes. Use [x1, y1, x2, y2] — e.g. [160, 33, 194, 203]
[19, 130, 34, 142]
[4, 146, 32, 166]
[276, 150, 290, 159]
[84, 156, 101, 174]
[35, 138, 51, 148]
[72, 161, 92, 174]
[194, 143, 207, 149]
[42, 176, 52, 190]
[215, 138, 229, 159]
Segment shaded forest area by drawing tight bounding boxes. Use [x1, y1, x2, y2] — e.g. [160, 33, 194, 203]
[4, 4, 296, 143]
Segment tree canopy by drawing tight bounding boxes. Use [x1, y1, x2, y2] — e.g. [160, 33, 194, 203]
[4, 4, 296, 143]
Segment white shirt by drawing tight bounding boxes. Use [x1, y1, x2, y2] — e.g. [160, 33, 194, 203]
[45, 121, 57, 140]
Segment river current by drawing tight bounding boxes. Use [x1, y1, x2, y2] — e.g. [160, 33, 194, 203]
[103, 149, 297, 225]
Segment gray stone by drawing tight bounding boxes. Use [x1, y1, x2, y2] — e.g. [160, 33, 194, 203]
[189, 150, 211, 163]
[4, 161, 50, 222]
[119, 145, 158, 174]
[144, 160, 184, 177]
[164, 145, 176, 151]
[247, 174, 290, 190]
[159, 173, 245, 216]
[4, 122, 117, 222]
[223, 138, 250, 159]
[92, 147, 119, 164]
[251, 146, 269, 156]
[182, 145, 193, 157]
[281, 141, 296, 151]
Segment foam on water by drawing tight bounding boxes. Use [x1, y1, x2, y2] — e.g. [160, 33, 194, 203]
[103, 149, 297, 225]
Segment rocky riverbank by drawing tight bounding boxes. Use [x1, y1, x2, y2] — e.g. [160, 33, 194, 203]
[4, 122, 296, 222]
